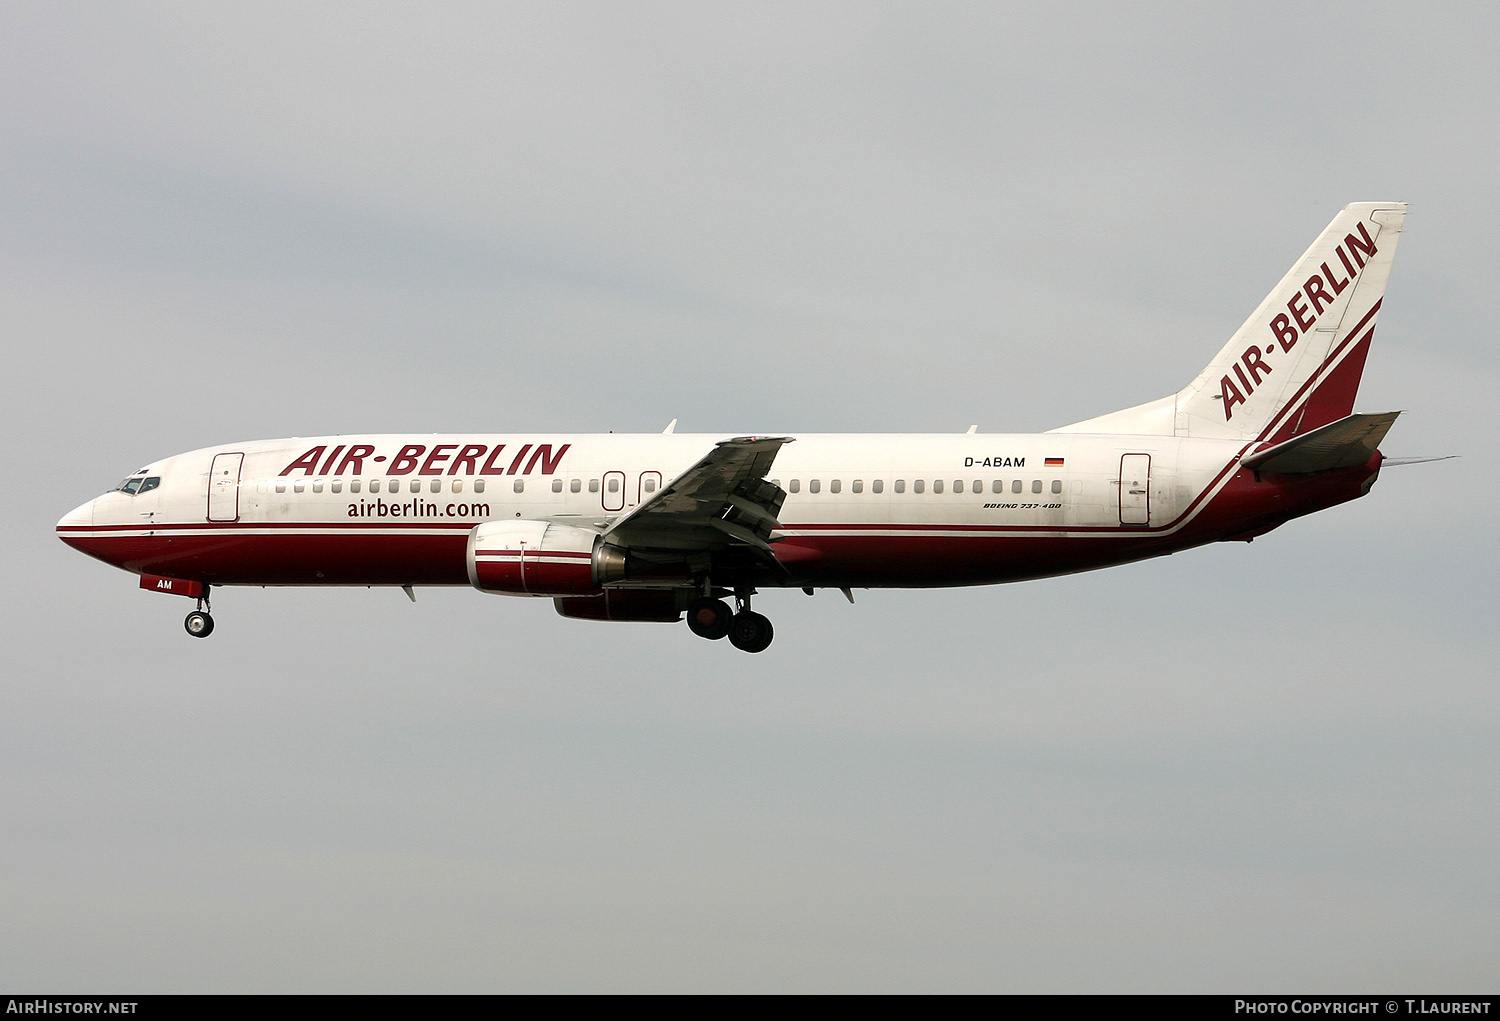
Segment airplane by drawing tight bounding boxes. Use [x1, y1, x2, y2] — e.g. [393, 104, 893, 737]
[57, 202, 1440, 653]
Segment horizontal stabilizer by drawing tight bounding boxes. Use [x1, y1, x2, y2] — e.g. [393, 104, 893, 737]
[1381, 455, 1458, 467]
[1240, 412, 1400, 474]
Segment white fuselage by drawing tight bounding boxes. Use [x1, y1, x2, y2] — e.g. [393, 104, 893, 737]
[58, 430, 1370, 592]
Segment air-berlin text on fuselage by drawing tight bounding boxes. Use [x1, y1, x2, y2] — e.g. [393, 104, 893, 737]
[279, 442, 571, 477]
[1219, 222, 1378, 421]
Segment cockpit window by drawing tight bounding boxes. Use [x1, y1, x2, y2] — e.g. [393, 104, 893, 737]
[116, 475, 160, 496]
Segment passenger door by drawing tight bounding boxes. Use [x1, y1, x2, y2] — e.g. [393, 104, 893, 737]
[207, 452, 244, 522]
[1118, 453, 1151, 526]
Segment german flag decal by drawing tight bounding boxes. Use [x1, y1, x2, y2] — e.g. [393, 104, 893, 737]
[1045, 457, 1065, 467]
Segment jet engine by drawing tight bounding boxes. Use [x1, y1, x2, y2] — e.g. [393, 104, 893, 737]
[467, 520, 628, 596]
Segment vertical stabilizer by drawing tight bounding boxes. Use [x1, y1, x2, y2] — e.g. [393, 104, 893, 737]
[1051, 202, 1405, 441]
[1176, 202, 1405, 441]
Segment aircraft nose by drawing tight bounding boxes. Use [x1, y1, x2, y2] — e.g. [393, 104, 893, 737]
[56, 499, 95, 543]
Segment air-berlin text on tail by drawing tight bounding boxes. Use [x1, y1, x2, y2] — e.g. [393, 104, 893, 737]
[1219, 221, 1378, 421]
[279, 442, 571, 477]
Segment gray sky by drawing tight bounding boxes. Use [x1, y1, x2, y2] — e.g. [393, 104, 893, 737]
[2, 1, 1496, 992]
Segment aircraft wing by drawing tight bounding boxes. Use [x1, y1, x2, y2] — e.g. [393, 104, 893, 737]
[603, 436, 792, 554]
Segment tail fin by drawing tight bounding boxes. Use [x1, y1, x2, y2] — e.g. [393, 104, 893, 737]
[1053, 202, 1406, 442]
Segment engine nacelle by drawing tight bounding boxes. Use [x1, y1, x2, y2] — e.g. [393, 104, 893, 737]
[467, 519, 618, 596]
[555, 590, 688, 622]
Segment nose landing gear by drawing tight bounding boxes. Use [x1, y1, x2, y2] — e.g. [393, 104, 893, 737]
[184, 591, 215, 639]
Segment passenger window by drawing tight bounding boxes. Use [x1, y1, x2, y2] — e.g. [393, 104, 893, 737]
[293, 481, 304, 494]
[552, 479, 564, 493]
[607, 478, 619, 493]
[255, 480, 268, 495]
[809, 479, 820, 494]
[312, 480, 323, 493]
[830, 480, 841, 493]
[372, 479, 384, 493]
[953, 480, 963, 493]
[644, 478, 657, 493]
[409, 479, 420, 493]
[973, 479, 982, 492]
[1032, 479, 1042, 493]
[1012, 480, 1022, 494]
[331, 480, 343, 493]
[430, 479, 441, 493]
[275, 482, 286, 494]
[1051, 480, 1062, 494]
[514, 479, 525, 493]
[473, 479, 485, 493]
[894, 480, 905, 493]
[589, 479, 600, 493]
[570, 479, 581, 493]
[993, 480, 1003, 493]
[789, 479, 800, 493]
[452, 479, 463, 493]
[914, 480, 925, 494]
[872, 479, 883, 494]
[852, 480, 863, 494]
[933, 479, 944, 494]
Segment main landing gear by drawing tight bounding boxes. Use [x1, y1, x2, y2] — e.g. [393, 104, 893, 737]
[686, 597, 734, 640]
[728, 609, 773, 654]
[686, 588, 773, 653]
[184, 591, 215, 639]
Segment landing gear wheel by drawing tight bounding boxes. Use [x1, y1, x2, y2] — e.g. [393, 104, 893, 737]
[727, 610, 773, 653]
[184, 611, 215, 638]
[686, 597, 734, 640]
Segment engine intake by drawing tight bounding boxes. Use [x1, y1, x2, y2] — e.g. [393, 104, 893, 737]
[467, 520, 626, 596]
